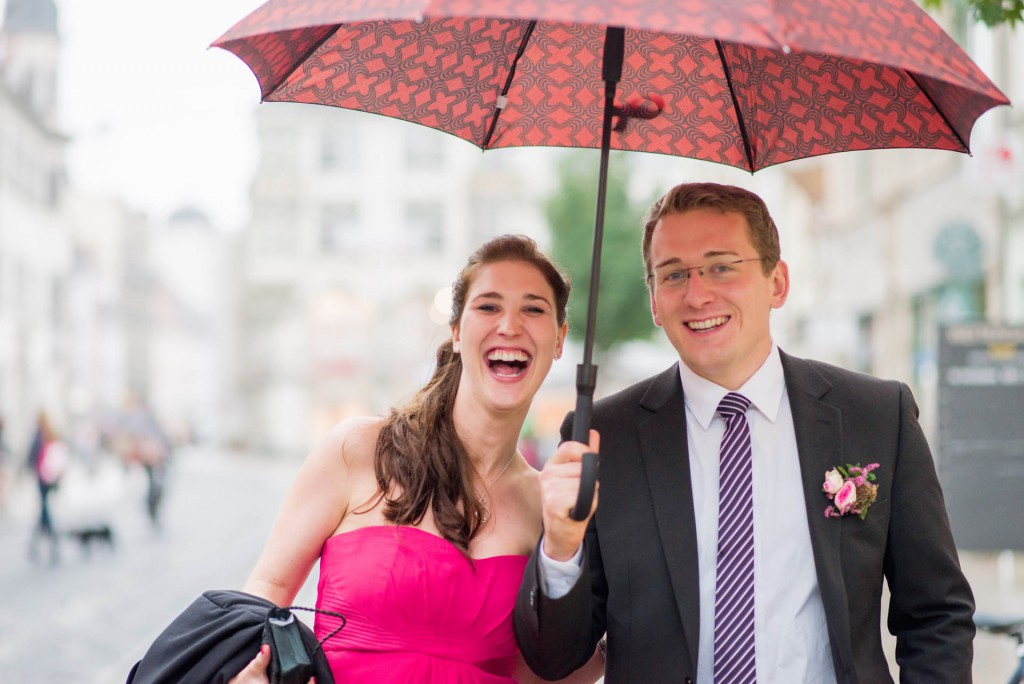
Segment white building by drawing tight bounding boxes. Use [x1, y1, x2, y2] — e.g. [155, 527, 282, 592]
[775, 13, 1024, 438]
[1, 0, 238, 454]
[236, 103, 554, 456]
[0, 0, 72, 448]
[145, 206, 235, 445]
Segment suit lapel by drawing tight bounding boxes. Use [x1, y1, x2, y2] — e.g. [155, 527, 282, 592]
[780, 352, 854, 676]
[636, 364, 701, 673]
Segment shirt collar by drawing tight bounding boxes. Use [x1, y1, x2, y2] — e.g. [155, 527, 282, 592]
[678, 344, 786, 430]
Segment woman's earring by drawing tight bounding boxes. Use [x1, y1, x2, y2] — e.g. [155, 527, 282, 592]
[453, 342, 461, 353]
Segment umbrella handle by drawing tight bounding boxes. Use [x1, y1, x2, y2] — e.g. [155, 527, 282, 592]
[569, 366, 599, 522]
[570, 452, 599, 521]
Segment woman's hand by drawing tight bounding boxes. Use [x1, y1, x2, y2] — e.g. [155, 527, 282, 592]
[227, 645, 317, 684]
[228, 645, 272, 684]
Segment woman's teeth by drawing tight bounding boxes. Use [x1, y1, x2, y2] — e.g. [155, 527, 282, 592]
[486, 349, 530, 376]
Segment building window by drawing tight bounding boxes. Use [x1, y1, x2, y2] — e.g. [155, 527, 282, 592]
[260, 129, 297, 174]
[51, 278, 64, 332]
[251, 202, 297, 255]
[320, 128, 358, 171]
[912, 281, 985, 386]
[405, 129, 445, 170]
[855, 313, 873, 374]
[47, 167, 62, 208]
[320, 204, 360, 253]
[405, 202, 444, 253]
[470, 198, 521, 244]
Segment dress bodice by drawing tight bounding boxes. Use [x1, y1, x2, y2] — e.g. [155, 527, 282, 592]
[314, 525, 529, 683]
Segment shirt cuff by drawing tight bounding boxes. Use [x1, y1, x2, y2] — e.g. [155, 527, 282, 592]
[538, 537, 584, 599]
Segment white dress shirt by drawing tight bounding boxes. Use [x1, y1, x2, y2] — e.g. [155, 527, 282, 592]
[540, 345, 837, 684]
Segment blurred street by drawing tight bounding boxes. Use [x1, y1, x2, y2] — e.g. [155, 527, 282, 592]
[0, 447, 318, 684]
[0, 447, 1022, 683]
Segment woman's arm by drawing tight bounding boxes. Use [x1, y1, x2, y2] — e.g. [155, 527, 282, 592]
[242, 417, 378, 606]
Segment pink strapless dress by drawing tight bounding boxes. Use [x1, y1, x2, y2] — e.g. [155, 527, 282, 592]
[313, 525, 529, 683]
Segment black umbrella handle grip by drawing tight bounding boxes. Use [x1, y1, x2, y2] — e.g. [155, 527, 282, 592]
[569, 376, 599, 521]
[570, 451, 599, 521]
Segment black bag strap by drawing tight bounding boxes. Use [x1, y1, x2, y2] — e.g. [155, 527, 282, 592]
[281, 606, 347, 656]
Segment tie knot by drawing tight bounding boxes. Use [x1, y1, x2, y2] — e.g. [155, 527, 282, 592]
[718, 392, 750, 421]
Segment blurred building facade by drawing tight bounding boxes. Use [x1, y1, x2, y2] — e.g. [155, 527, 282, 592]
[775, 13, 1023, 439]
[234, 103, 555, 455]
[144, 206, 236, 445]
[0, 0, 236, 454]
[0, 0, 73, 447]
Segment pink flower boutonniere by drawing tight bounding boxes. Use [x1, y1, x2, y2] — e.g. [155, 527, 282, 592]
[823, 463, 880, 520]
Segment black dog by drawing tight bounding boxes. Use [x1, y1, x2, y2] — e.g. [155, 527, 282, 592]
[65, 524, 115, 555]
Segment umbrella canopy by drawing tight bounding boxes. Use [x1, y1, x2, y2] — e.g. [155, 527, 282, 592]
[213, 0, 1009, 518]
[214, 0, 1007, 170]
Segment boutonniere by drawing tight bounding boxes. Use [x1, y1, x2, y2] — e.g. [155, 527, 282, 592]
[823, 463, 880, 519]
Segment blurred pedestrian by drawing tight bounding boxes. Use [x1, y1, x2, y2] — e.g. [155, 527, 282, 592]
[115, 394, 173, 528]
[0, 414, 10, 514]
[26, 410, 69, 564]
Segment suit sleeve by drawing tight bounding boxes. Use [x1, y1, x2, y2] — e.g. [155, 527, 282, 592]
[513, 412, 606, 680]
[884, 383, 976, 682]
[515, 539, 601, 679]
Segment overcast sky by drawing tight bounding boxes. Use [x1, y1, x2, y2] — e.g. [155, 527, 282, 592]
[45, 0, 267, 229]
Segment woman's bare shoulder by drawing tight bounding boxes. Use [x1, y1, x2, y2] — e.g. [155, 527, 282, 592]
[315, 415, 384, 469]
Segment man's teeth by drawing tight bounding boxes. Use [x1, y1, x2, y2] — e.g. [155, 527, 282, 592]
[487, 350, 529, 362]
[688, 316, 728, 331]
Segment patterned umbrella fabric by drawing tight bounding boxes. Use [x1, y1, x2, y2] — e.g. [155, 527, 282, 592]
[213, 0, 1008, 171]
[213, 0, 1009, 518]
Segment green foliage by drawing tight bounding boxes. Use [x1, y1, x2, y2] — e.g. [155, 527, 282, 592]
[546, 151, 657, 355]
[924, 0, 1023, 27]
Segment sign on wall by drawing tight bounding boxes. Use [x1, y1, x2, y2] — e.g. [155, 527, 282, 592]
[937, 323, 1024, 550]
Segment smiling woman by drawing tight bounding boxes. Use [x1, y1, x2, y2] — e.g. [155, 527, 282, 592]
[223, 234, 605, 684]
[378, 235, 569, 552]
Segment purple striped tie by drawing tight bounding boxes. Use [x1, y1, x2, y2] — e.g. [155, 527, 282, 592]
[714, 392, 756, 683]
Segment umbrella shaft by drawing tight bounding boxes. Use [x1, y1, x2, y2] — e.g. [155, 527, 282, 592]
[570, 27, 625, 520]
[580, 26, 625, 372]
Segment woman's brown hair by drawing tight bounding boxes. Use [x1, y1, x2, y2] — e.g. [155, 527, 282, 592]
[371, 235, 570, 553]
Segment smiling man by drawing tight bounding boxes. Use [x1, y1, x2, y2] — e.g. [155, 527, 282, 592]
[515, 182, 975, 684]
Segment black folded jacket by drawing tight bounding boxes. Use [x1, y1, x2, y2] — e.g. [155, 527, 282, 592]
[126, 589, 334, 684]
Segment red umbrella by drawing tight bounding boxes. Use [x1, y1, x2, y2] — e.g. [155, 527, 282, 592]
[213, 0, 1009, 518]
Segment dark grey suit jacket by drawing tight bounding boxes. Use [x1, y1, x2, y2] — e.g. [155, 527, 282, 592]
[514, 351, 975, 684]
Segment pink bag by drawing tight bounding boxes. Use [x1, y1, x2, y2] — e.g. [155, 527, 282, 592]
[38, 440, 69, 485]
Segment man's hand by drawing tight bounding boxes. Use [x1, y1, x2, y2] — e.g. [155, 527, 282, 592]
[540, 430, 600, 561]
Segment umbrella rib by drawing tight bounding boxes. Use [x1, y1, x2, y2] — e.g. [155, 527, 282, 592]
[481, 20, 537, 149]
[715, 39, 755, 172]
[904, 70, 970, 153]
[262, 27, 340, 102]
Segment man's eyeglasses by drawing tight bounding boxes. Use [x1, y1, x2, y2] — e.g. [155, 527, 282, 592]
[647, 257, 765, 289]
